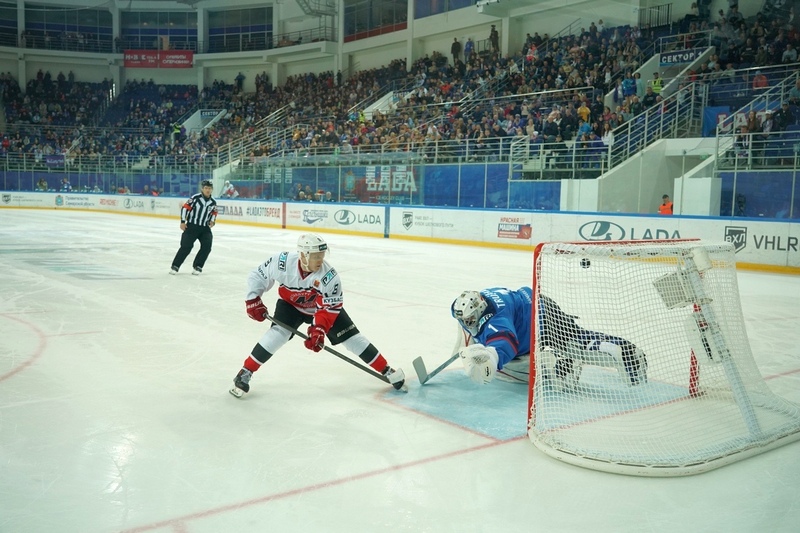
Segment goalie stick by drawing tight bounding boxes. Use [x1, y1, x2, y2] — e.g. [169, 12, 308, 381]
[413, 353, 460, 385]
[265, 314, 391, 385]
[413, 329, 471, 385]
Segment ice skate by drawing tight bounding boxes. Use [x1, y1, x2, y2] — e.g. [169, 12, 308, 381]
[625, 350, 648, 386]
[553, 358, 581, 393]
[169, 266, 178, 275]
[230, 368, 252, 398]
[383, 366, 408, 392]
[192, 267, 202, 276]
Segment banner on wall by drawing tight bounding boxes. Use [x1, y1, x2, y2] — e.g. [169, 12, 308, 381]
[45, 154, 65, 167]
[703, 106, 730, 137]
[123, 50, 194, 68]
[1, 193, 798, 268]
[660, 47, 706, 66]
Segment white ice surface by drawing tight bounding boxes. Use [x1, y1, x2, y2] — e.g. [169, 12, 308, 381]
[1, 210, 799, 533]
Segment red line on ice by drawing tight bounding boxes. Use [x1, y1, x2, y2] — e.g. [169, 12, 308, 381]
[0, 313, 46, 382]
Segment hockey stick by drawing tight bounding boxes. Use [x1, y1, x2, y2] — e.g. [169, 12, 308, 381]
[265, 314, 390, 384]
[413, 353, 460, 385]
[413, 328, 471, 385]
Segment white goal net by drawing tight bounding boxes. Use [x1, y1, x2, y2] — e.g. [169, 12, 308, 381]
[528, 239, 800, 476]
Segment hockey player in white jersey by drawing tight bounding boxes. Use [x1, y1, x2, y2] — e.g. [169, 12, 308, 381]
[221, 180, 239, 198]
[230, 233, 407, 397]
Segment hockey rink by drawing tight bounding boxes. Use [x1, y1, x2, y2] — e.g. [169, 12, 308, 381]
[1, 209, 799, 533]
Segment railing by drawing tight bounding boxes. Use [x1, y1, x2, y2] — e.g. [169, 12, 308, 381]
[515, 138, 615, 181]
[295, 0, 336, 17]
[0, 150, 220, 176]
[11, 27, 338, 56]
[343, 21, 408, 43]
[4, 131, 797, 215]
[639, 3, 673, 29]
[392, 84, 598, 147]
[171, 102, 229, 134]
[550, 19, 583, 44]
[716, 66, 800, 135]
[0, 123, 158, 142]
[713, 131, 799, 219]
[603, 24, 708, 102]
[0, 32, 15, 48]
[253, 104, 293, 130]
[340, 61, 360, 81]
[265, 27, 336, 50]
[0, 135, 528, 176]
[473, 37, 495, 56]
[18, 33, 114, 54]
[262, 136, 524, 167]
[715, 132, 800, 171]
[607, 81, 702, 169]
[346, 78, 417, 118]
[656, 29, 712, 53]
[215, 126, 281, 168]
[463, 19, 581, 120]
[0, 130, 678, 177]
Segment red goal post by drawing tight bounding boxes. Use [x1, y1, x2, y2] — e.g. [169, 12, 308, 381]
[527, 239, 800, 476]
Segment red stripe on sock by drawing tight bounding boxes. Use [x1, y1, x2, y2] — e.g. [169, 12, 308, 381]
[370, 355, 388, 373]
[244, 357, 262, 372]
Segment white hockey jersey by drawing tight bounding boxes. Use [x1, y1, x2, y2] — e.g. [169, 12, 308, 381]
[222, 183, 239, 198]
[246, 251, 343, 331]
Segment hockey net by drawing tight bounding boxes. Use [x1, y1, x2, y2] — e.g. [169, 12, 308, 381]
[528, 239, 800, 476]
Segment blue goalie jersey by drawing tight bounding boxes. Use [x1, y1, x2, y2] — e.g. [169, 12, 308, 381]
[471, 287, 533, 369]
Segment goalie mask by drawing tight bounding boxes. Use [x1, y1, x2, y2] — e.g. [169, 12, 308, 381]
[297, 233, 328, 272]
[451, 291, 488, 336]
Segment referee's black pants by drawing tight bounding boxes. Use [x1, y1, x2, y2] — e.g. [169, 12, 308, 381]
[171, 223, 213, 270]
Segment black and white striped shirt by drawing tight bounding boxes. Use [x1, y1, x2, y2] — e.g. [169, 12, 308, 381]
[181, 193, 218, 226]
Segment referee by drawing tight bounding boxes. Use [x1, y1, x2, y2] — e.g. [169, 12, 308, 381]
[169, 179, 218, 275]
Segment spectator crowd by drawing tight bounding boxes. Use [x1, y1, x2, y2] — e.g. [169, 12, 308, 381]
[1, 1, 798, 196]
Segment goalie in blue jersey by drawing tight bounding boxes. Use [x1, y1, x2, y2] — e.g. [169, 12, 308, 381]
[450, 287, 533, 384]
[451, 289, 647, 387]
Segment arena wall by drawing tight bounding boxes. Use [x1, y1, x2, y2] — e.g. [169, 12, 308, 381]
[2, 192, 798, 272]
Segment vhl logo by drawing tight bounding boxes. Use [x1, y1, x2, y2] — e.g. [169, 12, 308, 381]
[1, 194, 10, 204]
[724, 226, 747, 253]
[402, 211, 413, 230]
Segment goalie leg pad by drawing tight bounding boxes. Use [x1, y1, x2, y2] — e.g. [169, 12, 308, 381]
[622, 346, 648, 385]
[553, 356, 581, 391]
[577, 340, 643, 387]
[460, 344, 499, 385]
